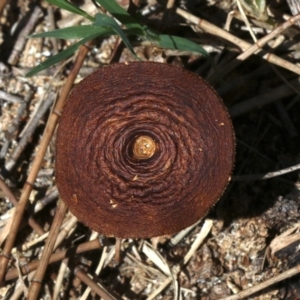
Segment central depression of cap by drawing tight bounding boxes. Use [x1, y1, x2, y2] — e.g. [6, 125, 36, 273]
[55, 62, 235, 238]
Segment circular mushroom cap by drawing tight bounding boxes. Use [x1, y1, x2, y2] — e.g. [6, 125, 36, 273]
[55, 62, 235, 238]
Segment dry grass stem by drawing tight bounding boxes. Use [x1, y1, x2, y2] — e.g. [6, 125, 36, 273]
[232, 162, 300, 180]
[0, 41, 92, 285]
[223, 12, 300, 75]
[229, 78, 300, 116]
[27, 199, 67, 300]
[5, 239, 102, 282]
[170, 220, 201, 246]
[74, 268, 118, 300]
[0, 177, 44, 235]
[270, 223, 300, 254]
[183, 219, 213, 265]
[8, 6, 42, 65]
[221, 264, 300, 300]
[53, 260, 68, 300]
[236, 0, 257, 41]
[80, 246, 108, 300]
[176, 7, 300, 77]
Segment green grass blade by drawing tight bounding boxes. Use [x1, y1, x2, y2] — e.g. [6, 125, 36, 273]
[158, 35, 209, 57]
[46, 0, 94, 21]
[94, 13, 137, 57]
[29, 25, 115, 40]
[94, 0, 144, 33]
[26, 35, 97, 77]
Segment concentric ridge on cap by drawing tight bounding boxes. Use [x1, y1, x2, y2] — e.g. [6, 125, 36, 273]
[55, 62, 235, 238]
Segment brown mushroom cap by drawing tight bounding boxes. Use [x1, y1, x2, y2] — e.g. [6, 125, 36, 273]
[55, 62, 235, 238]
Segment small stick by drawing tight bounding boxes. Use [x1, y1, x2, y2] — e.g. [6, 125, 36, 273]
[0, 90, 22, 103]
[147, 219, 213, 300]
[33, 188, 59, 214]
[183, 219, 213, 265]
[47, 6, 58, 54]
[109, 0, 139, 64]
[236, 0, 257, 41]
[0, 90, 32, 159]
[221, 264, 300, 300]
[109, 37, 124, 64]
[219, 12, 300, 77]
[286, 0, 300, 27]
[170, 220, 201, 246]
[53, 215, 78, 249]
[5, 92, 56, 172]
[8, 6, 43, 65]
[229, 78, 300, 117]
[81, 245, 108, 300]
[166, 0, 175, 10]
[232, 162, 300, 181]
[0, 41, 92, 286]
[16, 218, 75, 300]
[0, 177, 44, 235]
[53, 260, 68, 300]
[9, 271, 35, 300]
[0, 0, 7, 17]
[114, 238, 122, 264]
[75, 268, 118, 300]
[175, 7, 300, 77]
[17, 215, 77, 252]
[160, 0, 175, 28]
[27, 199, 67, 300]
[5, 239, 102, 281]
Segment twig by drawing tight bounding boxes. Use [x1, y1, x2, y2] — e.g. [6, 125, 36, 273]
[8, 6, 43, 65]
[0, 0, 6, 17]
[183, 219, 213, 265]
[286, 0, 300, 27]
[80, 243, 107, 300]
[5, 92, 56, 172]
[229, 78, 300, 117]
[236, 0, 257, 41]
[0, 90, 32, 159]
[270, 229, 300, 255]
[0, 90, 22, 103]
[27, 199, 67, 300]
[9, 271, 35, 300]
[114, 238, 121, 264]
[219, 12, 300, 78]
[0, 177, 44, 235]
[15, 214, 77, 252]
[221, 264, 300, 300]
[232, 163, 300, 181]
[33, 187, 59, 213]
[47, 6, 58, 54]
[53, 260, 68, 300]
[0, 41, 92, 285]
[11, 215, 77, 300]
[170, 220, 201, 246]
[147, 219, 213, 299]
[54, 215, 78, 249]
[75, 268, 119, 300]
[175, 7, 300, 77]
[5, 239, 102, 281]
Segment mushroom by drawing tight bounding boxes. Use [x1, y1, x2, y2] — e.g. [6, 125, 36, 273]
[55, 62, 235, 238]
